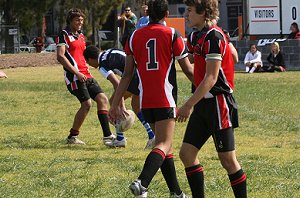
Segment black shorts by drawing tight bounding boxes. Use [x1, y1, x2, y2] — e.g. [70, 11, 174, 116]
[183, 94, 239, 152]
[142, 107, 176, 124]
[67, 78, 103, 103]
[127, 71, 140, 96]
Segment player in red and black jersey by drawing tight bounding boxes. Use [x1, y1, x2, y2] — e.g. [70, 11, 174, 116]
[109, 1, 193, 197]
[57, 8, 115, 145]
[177, 1, 247, 197]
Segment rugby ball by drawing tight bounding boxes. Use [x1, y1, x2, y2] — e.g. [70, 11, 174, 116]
[115, 110, 135, 131]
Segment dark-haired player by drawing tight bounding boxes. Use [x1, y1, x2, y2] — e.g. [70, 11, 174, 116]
[109, 0, 193, 197]
[176, 0, 247, 197]
[56, 8, 115, 145]
[83, 45, 155, 149]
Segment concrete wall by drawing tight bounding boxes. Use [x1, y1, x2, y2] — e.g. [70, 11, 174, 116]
[232, 39, 300, 71]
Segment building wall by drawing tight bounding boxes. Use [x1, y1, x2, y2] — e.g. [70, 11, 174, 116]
[232, 39, 300, 71]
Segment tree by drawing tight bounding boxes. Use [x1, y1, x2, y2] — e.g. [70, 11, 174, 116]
[58, 0, 124, 44]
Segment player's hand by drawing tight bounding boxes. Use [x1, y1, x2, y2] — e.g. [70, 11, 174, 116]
[176, 103, 192, 123]
[109, 104, 126, 124]
[76, 72, 87, 82]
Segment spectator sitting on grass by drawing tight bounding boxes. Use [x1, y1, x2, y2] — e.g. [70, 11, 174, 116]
[244, 44, 262, 73]
[264, 42, 286, 72]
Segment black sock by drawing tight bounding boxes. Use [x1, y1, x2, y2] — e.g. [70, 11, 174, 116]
[229, 169, 247, 198]
[68, 128, 79, 138]
[138, 148, 165, 188]
[161, 154, 182, 195]
[185, 164, 204, 198]
[97, 110, 112, 137]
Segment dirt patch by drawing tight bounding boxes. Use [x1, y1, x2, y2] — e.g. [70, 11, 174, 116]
[0, 53, 61, 69]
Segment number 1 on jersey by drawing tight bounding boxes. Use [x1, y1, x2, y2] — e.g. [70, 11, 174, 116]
[146, 39, 159, 70]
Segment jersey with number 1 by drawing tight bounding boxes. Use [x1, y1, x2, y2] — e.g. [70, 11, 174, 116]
[125, 23, 188, 109]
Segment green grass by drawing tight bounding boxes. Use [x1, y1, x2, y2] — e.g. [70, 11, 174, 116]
[0, 66, 299, 198]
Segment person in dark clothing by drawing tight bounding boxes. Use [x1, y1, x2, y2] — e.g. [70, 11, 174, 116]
[265, 42, 286, 72]
[287, 22, 300, 39]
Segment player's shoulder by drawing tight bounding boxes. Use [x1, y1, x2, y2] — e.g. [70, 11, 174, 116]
[205, 26, 226, 41]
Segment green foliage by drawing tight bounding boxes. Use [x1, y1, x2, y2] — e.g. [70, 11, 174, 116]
[0, 67, 299, 197]
[0, 0, 124, 38]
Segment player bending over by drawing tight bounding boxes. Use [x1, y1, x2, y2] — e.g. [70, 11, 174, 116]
[84, 46, 155, 149]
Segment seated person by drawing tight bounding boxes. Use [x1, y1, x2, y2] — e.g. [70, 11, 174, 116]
[265, 42, 286, 72]
[287, 22, 300, 39]
[244, 44, 263, 73]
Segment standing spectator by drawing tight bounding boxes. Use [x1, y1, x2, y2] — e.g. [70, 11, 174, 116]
[265, 42, 286, 72]
[109, 0, 193, 197]
[177, 0, 247, 197]
[136, 5, 149, 29]
[118, 5, 137, 47]
[244, 44, 263, 73]
[33, 36, 44, 53]
[56, 8, 115, 145]
[83, 45, 156, 149]
[287, 22, 300, 39]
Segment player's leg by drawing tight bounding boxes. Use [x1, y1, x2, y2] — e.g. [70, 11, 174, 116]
[127, 74, 156, 148]
[214, 128, 247, 198]
[129, 108, 174, 196]
[131, 94, 155, 149]
[179, 106, 211, 198]
[88, 78, 115, 144]
[66, 81, 92, 144]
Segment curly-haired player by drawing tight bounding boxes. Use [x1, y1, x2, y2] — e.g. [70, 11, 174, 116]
[177, 1, 247, 197]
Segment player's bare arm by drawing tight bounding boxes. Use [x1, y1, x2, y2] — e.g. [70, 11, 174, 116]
[177, 59, 221, 122]
[107, 72, 120, 105]
[109, 55, 135, 123]
[177, 57, 194, 83]
[187, 53, 194, 64]
[57, 45, 86, 82]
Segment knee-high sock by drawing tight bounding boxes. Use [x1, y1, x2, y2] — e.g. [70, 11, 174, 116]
[229, 169, 247, 198]
[136, 111, 155, 139]
[138, 148, 165, 188]
[97, 110, 112, 137]
[161, 154, 182, 195]
[185, 164, 204, 198]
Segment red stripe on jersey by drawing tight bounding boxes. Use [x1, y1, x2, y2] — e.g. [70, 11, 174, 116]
[216, 94, 232, 129]
[186, 166, 204, 176]
[230, 173, 247, 186]
[71, 81, 78, 91]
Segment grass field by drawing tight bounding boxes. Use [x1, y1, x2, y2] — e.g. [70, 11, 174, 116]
[0, 66, 299, 198]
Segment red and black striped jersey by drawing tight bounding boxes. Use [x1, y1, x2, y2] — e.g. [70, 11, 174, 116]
[125, 22, 188, 108]
[57, 27, 92, 85]
[187, 25, 234, 97]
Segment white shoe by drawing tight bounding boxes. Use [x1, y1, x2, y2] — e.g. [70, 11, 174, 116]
[105, 138, 127, 148]
[144, 137, 155, 149]
[102, 134, 116, 145]
[170, 192, 190, 198]
[66, 136, 85, 145]
[129, 179, 148, 197]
